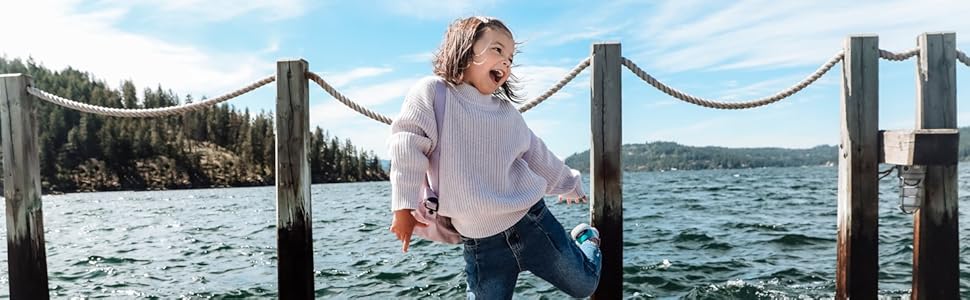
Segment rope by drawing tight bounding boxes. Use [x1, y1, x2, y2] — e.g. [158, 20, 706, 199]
[517, 57, 591, 113]
[880, 48, 919, 61]
[27, 76, 276, 118]
[958, 49, 970, 67]
[621, 51, 844, 110]
[306, 56, 590, 125]
[305, 71, 394, 125]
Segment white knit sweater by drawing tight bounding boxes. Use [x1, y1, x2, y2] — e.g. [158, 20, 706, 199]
[387, 76, 586, 238]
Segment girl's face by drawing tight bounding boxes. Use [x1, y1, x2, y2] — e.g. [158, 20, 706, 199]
[462, 28, 515, 95]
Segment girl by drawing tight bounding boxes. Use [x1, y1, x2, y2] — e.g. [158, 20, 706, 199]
[387, 16, 602, 299]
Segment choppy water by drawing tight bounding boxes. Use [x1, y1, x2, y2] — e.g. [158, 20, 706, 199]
[1, 165, 969, 299]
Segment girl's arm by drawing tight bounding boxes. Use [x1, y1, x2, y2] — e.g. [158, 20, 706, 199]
[387, 78, 439, 211]
[387, 77, 439, 252]
[521, 130, 586, 201]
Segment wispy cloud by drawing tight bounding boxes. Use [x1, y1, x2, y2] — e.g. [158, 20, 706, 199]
[643, 99, 678, 109]
[630, 0, 970, 72]
[717, 74, 826, 102]
[309, 77, 416, 123]
[1, 0, 281, 100]
[516, 1, 639, 48]
[92, 0, 310, 22]
[260, 40, 281, 54]
[515, 65, 574, 101]
[513, 62, 590, 104]
[401, 51, 435, 64]
[381, 0, 499, 20]
[318, 67, 394, 88]
[532, 23, 630, 47]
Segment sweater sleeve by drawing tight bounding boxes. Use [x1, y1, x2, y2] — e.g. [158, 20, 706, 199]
[387, 77, 439, 211]
[521, 129, 586, 199]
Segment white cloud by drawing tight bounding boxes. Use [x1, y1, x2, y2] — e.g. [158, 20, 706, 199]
[261, 40, 281, 54]
[644, 99, 678, 109]
[318, 67, 394, 88]
[631, 0, 970, 72]
[401, 52, 435, 64]
[309, 77, 420, 154]
[93, 0, 309, 22]
[513, 62, 591, 105]
[382, 0, 499, 20]
[717, 74, 825, 102]
[531, 23, 629, 47]
[0, 0, 281, 102]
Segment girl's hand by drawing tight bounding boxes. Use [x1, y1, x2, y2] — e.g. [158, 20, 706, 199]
[390, 209, 428, 253]
[558, 195, 588, 205]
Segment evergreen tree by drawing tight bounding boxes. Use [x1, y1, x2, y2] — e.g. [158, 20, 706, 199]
[0, 56, 388, 193]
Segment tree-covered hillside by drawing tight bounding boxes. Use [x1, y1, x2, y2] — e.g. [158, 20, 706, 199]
[0, 57, 387, 193]
[565, 141, 839, 172]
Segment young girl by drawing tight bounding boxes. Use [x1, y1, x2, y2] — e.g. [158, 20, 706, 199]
[387, 16, 602, 298]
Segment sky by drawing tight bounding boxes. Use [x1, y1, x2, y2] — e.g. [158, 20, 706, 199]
[2, 0, 969, 159]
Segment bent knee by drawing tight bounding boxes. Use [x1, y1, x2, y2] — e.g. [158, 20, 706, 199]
[562, 281, 598, 298]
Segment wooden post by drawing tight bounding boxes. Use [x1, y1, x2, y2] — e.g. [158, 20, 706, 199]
[1, 74, 50, 299]
[590, 42, 622, 300]
[835, 35, 879, 300]
[912, 32, 958, 300]
[275, 60, 314, 299]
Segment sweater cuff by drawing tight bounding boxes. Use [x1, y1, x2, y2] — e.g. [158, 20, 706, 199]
[391, 173, 424, 211]
[559, 169, 586, 199]
[392, 188, 421, 211]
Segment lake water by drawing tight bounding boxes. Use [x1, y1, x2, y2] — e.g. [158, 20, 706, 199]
[1, 165, 969, 299]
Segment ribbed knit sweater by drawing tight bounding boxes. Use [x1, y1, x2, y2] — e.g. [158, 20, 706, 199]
[388, 76, 585, 239]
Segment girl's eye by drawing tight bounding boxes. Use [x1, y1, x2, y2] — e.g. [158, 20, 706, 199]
[493, 47, 502, 54]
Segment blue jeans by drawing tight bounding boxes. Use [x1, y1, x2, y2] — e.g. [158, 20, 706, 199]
[461, 200, 602, 299]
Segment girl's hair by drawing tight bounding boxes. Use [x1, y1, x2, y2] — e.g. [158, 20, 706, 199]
[433, 16, 522, 103]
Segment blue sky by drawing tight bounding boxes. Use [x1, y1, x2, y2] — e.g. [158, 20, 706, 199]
[3, 0, 970, 158]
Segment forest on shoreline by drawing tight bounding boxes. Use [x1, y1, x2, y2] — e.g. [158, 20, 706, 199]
[0, 57, 387, 194]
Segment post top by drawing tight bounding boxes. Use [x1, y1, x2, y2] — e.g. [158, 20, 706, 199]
[920, 31, 956, 36]
[277, 58, 309, 64]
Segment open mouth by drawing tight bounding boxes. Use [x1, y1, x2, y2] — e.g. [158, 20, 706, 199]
[489, 69, 505, 84]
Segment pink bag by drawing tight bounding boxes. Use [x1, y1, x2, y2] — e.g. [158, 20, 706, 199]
[411, 80, 461, 244]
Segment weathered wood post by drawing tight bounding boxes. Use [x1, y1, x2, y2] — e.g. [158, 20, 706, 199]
[590, 42, 622, 299]
[1, 74, 50, 299]
[275, 60, 314, 299]
[912, 32, 958, 300]
[835, 35, 879, 300]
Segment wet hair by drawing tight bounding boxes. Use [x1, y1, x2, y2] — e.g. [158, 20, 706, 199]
[432, 16, 522, 103]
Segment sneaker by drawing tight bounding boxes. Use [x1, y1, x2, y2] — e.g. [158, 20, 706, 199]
[570, 223, 600, 247]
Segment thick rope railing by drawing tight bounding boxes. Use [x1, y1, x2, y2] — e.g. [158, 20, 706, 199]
[958, 49, 970, 67]
[517, 57, 591, 112]
[27, 76, 276, 118]
[307, 57, 592, 124]
[880, 48, 919, 61]
[622, 51, 845, 110]
[25, 47, 951, 121]
[306, 71, 394, 125]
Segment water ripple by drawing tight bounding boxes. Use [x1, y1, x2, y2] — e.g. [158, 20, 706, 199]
[1, 167, 969, 297]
